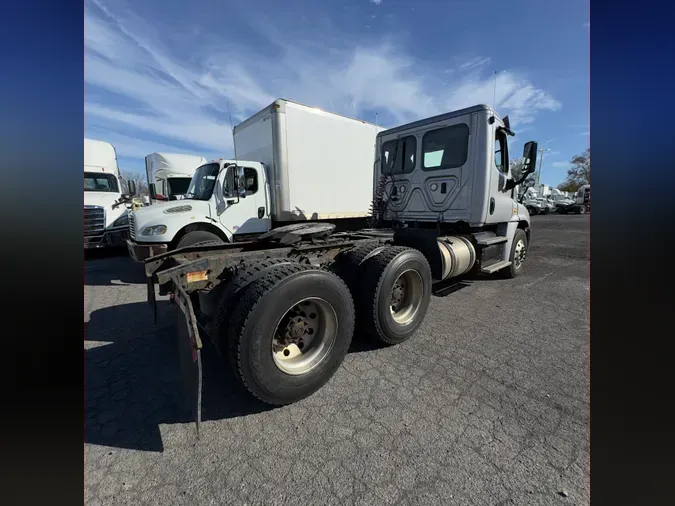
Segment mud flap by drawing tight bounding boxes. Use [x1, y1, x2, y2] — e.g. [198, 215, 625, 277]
[173, 281, 203, 436]
[147, 276, 157, 324]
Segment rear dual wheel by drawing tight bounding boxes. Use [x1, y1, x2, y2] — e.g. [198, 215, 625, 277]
[221, 246, 432, 406]
[224, 263, 355, 406]
[356, 246, 432, 346]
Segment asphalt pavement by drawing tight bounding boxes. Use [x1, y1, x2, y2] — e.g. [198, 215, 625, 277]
[85, 214, 589, 505]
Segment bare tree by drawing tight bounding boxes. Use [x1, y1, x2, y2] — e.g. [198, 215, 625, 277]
[121, 171, 149, 196]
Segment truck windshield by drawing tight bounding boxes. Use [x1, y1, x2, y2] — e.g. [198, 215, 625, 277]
[184, 163, 220, 201]
[84, 172, 119, 192]
[167, 177, 192, 197]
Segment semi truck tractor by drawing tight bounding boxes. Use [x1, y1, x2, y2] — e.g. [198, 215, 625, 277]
[84, 138, 133, 249]
[126, 99, 385, 261]
[145, 152, 208, 203]
[138, 103, 539, 429]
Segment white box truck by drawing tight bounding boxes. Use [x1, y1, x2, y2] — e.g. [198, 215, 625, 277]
[145, 152, 207, 203]
[137, 104, 540, 423]
[127, 99, 385, 261]
[84, 138, 132, 249]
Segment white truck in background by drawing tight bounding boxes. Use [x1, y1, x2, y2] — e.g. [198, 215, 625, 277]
[127, 99, 385, 261]
[84, 138, 132, 249]
[145, 152, 207, 203]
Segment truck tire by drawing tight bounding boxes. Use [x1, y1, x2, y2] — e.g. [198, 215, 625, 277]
[358, 246, 432, 346]
[176, 231, 224, 249]
[329, 240, 386, 292]
[576, 206, 585, 215]
[211, 258, 296, 356]
[226, 264, 355, 405]
[502, 229, 528, 279]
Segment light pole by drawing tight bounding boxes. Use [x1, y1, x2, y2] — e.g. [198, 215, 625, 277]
[537, 148, 550, 185]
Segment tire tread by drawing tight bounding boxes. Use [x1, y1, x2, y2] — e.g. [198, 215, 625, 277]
[227, 263, 354, 405]
[359, 246, 429, 345]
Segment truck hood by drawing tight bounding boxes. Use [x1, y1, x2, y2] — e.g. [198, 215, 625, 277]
[84, 191, 122, 207]
[84, 191, 128, 228]
[131, 199, 212, 242]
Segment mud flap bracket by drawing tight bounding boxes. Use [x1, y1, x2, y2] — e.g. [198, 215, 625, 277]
[172, 278, 203, 436]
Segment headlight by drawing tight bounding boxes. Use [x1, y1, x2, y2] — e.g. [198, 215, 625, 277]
[112, 214, 129, 227]
[141, 225, 167, 236]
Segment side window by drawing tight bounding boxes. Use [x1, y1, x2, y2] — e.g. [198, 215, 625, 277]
[244, 167, 258, 194]
[156, 179, 166, 197]
[382, 136, 416, 174]
[494, 130, 507, 174]
[422, 123, 470, 171]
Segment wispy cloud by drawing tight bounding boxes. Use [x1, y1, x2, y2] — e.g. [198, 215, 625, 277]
[85, 0, 561, 167]
[581, 131, 590, 135]
[552, 162, 571, 168]
[459, 57, 492, 70]
[370, 0, 383, 5]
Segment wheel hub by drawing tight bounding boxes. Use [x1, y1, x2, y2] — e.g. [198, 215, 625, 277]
[272, 298, 337, 375]
[391, 283, 404, 310]
[514, 240, 526, 268]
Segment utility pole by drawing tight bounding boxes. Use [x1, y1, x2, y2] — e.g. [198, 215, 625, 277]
[537, 148, 550, 185]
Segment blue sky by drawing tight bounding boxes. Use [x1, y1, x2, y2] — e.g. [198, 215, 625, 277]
[85, 0, 589, 187]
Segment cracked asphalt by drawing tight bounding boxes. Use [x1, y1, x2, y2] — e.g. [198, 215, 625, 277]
[85, 214, 589, 505]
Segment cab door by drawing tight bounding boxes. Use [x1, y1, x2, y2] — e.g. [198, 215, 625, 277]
[216, 165, 270, 239]
[486, 126, 516, 223]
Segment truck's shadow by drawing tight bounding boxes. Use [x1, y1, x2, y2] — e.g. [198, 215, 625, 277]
[85, 248, 147, 286]
[85, 300, 387, 452]
[85, 300, 275, 452]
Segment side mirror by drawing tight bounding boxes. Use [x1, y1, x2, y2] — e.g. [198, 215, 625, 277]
[236, 166, 247, 198]
[521, 141, 538, 179]
[127, 180, 137, 196]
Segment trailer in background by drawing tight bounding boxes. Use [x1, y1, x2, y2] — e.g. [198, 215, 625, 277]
[145, 153, 208, 203]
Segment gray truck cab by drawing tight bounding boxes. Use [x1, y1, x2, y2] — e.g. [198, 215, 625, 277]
[373, 105, 537, 277]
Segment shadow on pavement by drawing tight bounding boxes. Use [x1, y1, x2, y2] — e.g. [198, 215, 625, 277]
[432, 278, 472, 297]
[85, 248, 147, 286]
[85, 299, 389, 452]
[85, 300, 274, 453]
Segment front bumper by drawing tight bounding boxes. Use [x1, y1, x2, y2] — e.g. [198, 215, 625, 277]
[127, 239, 169, 262]
[84, 228, 128, 249]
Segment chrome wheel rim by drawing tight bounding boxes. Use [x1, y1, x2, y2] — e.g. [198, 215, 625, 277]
[272, 297, 338, 375]
[514, 239, 527, 269]
[389, 269, 423, 325]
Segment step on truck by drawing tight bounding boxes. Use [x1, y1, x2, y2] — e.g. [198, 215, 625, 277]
[126, 99, 385, 261]
[141, 104, 539, 431]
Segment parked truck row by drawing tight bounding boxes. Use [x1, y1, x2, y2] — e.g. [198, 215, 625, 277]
[123, 100, 539, 429]
[84, 143, 209, 249]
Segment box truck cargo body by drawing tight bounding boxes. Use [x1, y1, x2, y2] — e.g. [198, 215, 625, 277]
[234, 99, 386, 221]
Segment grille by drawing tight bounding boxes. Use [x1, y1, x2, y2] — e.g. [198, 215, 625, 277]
[84, 206, 106, 237]
[129, 212, 136, 239]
